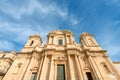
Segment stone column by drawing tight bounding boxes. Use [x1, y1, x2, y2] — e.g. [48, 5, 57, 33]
[36, 56, 44, 80]
[39, 55, 47, 80]
[17, 59, 30, 80]
[68, 55, 74, 80]
[22, 53, 35, 80]
[78, 56, 87, 80]
[75, 55, 83, 80]
[48, 55, 54, 80]
[88, 55, 103, 80]
[93, 56, 105, 79]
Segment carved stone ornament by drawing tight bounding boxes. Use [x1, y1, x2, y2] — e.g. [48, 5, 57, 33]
[0, 60, 11, 75]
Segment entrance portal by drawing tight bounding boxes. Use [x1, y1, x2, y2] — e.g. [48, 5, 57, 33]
[57, 64, 65, 80]
[86, 72, 93, 80]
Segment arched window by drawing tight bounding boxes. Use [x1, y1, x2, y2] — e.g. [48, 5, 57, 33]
[58, 39, 63, 45]
[30, 41, 34, 46]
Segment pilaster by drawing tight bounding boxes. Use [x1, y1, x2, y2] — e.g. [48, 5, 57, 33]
[36, 56, 44, 80]
[39, 55, 47, 80]
[75, 55, 83, 80]
[68, 55, 74, 80]
[78, 55, 87, 80]
[48, 55, 54, 80]
[22, 53, 35, 80]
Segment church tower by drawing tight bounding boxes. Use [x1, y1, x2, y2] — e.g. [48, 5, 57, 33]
[80, 32, 120, 80]
[0, 30, 120, 80]
[21, 34, 42, 52]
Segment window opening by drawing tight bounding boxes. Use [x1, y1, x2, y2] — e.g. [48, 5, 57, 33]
[30, 41, 34, 46]
[58, 39, 63, 45]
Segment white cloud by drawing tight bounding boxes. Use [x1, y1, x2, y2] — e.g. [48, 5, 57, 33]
[105, 45, 120, 55]
[0, 40, 15, 51]
[103, 44, 120, 61]
[0, 0, 77, 26]
[94, 19, 120, 61]
[67, 14, 79, 26]
[70, 17, 78, 25]
[0, 21, 51, 45]
[0, 0, 68, 19]
[0, 19, 56, 51]
[0, 0, 79, 51]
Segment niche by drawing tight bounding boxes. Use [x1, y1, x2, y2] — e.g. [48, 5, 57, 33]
[101, 62, 111, 73]
[13, 63, 22, 74]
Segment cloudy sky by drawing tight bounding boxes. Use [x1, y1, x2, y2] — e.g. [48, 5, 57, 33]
[0, 0, 120, 61]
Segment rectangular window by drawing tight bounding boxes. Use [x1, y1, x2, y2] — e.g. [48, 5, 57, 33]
[30, 72, 36, 80]
[58, 39, 63, 45]
[86, 72, 93, 80]
[57, 64, 65, 80]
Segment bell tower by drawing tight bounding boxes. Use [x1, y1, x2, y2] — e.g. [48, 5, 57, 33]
[21, 34, 42, 52]
[80, 32, 120, 79]
[80, 32, 102, 50]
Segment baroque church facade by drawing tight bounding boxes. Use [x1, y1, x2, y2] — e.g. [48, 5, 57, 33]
[0, 30, 120, 80]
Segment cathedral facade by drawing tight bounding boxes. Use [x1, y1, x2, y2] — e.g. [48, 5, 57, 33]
[0, 30, 120, 80]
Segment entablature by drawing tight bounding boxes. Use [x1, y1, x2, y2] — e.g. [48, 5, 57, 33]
[82, 49, 108, 57]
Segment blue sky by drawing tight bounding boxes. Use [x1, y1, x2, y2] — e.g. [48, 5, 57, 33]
[0, 0, 120, 61]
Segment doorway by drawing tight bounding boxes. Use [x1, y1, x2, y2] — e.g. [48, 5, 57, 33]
[86, 72, 93, 80]
[57, 64, 65, 80]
